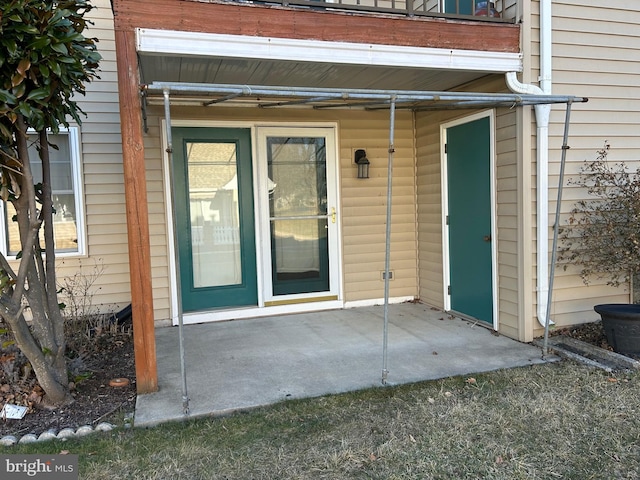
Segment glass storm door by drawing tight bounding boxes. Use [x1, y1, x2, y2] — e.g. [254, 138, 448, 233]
[172, 127, 257, 311]
[257, 127, 339, 303]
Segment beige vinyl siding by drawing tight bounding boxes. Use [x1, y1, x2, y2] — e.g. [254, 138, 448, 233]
[526, 0, 640, 334]
[415, 111, 445, 309]
[39, 0, 132, 312]
[503, 0, 519, 21]
[494, 93, 524, 338]
[140, 106, 418, 323]
[339, 113, 418, 302]
[140, 120, 172, 320]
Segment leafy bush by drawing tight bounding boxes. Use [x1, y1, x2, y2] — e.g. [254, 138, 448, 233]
[558, 143, 640, 290]
[59, 260, 128, 356]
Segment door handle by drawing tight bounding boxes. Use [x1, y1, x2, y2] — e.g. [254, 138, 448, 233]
[483, 235, 491, 242]
[331, 207, 336, 224]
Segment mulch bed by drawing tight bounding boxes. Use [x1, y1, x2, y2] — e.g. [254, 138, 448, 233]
[0, 331, 136, 439]
[551, 320, 612, 351]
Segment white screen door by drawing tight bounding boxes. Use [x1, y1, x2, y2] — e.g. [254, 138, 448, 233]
[257, 127, 340, 305]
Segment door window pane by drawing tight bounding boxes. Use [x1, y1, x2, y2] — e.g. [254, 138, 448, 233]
[271, 218, 328, 282]
[267, 137, 329, 294]
[186, 142, 242, 288]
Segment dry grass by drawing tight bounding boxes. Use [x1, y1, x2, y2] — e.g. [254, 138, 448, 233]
[11, 361, 640, 479]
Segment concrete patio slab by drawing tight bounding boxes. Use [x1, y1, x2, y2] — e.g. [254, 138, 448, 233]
[135, 303, 555, 427]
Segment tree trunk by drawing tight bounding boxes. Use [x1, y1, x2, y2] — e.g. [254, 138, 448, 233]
[0, 123, 72, 407]
[0, 294, 72, 406]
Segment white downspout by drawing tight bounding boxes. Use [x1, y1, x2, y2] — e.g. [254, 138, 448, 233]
[505, 0, 553, 328]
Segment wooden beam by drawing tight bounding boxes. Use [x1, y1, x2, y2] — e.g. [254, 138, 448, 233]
[111, 0, 519, 53]
[113, 28, 158, 394]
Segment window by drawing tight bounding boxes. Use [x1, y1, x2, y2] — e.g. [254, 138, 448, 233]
[442, 0, 473, 15]
[1, 127, 85, 257]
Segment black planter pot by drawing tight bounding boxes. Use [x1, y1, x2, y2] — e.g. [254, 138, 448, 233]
[594, 303, 640, 355]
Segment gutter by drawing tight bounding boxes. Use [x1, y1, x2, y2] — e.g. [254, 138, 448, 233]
[505, 0, 553, 328]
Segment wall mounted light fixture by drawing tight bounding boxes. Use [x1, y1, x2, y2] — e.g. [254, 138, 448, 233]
[354, 149, 370, 179]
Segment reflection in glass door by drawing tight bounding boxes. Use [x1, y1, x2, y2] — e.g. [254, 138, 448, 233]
[188, 141, 241, 289]
[267, 137, 329, 295]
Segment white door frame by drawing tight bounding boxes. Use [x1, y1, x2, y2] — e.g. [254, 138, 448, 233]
[440, 110, 499, 330]
[162, 120, 343, 325]
[256, 126, 342, 306]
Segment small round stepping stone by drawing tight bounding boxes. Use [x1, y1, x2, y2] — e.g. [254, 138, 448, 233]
[57, 428, 77, 439]
[18, 434, 38, 444]
[95, 422, 115, 432]
[75, 425, 94, 437]
[37, 430, 58, 442]
[0, 435, 17, 446]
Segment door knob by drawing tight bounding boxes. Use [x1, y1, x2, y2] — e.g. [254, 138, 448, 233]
[483, 235, 491, 242]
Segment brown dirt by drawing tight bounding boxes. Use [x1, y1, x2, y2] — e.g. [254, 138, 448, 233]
[0, 330, 136, 439]
[551, 320, 612, 351]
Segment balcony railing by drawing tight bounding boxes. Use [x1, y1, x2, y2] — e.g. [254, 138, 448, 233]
[242, 0, 511, 22]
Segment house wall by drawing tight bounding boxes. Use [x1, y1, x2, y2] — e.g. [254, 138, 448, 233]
[57, 0, 518, 327]
[37, 0, 132, 315]
[525, 0, 640, 335]
[141, 106, 419, 324]
[52, 0, 640, 341]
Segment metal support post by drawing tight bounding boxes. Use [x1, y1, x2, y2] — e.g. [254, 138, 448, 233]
[163, 89, 190, 415]
[382, 95, 397, 385]
[543, 100, 573, 357]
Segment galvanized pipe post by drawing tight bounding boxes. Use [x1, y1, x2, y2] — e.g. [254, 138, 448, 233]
[163, 89, 190, 415]
[543, 100, 573, 357]
[382, 95, 397, 385]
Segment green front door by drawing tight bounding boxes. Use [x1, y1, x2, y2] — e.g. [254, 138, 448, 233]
[446, 116, 493, 324]
[172, 127, 258, 312]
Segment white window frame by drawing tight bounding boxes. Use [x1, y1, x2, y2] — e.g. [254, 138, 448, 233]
[0, 126, 86, 258]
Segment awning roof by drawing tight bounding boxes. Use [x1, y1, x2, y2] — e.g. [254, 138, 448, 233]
[135, 29, 523, 94]
[143, 81, 588, 111]
[138, 55, 491, 93]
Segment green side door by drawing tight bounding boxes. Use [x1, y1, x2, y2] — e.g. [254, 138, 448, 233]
[446, 116, 493, 324]
[172, 127, 258, 312]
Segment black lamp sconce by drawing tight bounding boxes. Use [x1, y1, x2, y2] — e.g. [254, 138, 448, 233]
[354, 149, 370, 179]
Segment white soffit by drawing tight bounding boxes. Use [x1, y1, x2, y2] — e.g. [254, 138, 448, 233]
[136, 28, 523, 73]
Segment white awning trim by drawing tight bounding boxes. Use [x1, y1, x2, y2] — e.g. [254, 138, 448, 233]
[137, 28, 523, 73]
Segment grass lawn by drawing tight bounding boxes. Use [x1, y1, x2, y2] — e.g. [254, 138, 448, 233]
[8, 361, 640, 479]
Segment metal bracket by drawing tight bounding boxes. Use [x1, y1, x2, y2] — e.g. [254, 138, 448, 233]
[140, 89, 149, 134]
